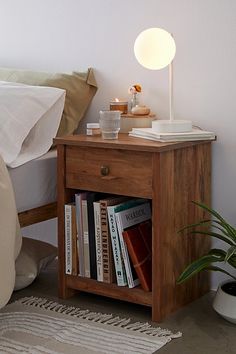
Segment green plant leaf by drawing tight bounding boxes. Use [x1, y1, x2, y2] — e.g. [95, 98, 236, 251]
[192, 201, 226, 223]
[208, 248, 227, 257]
[225, 246, 236, 262]
[179, 218, 236, 244]
[179, 219, 211, 233]
[177, 201, 236, 285]
[211, 220, 236, 241]
[192, 201, 236, 240]
[177, 251, 225, 284]
[186, 229, 235, 246]
[228, 253, 236, 265]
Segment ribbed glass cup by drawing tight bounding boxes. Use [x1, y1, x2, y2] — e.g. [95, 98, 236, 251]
[99, 110, 121, 139]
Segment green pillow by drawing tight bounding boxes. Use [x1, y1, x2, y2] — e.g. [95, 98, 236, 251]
[0, 67, 97, 137]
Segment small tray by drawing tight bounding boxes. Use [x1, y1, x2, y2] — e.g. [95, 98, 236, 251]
[121, 113, 156, 118]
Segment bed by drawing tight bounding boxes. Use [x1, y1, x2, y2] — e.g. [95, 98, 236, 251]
[0, 66, 97, 228]
[8, 149, 58, 228]
[0, 67, 97, 308]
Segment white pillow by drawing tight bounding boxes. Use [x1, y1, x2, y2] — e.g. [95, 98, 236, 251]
[0, 81, 65, 168]
[14, 237, 57, 291]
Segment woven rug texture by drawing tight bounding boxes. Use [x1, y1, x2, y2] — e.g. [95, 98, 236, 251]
[0, 297, 181, 354]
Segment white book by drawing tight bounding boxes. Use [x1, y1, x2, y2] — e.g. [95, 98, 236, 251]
[115, 201, 152, 288]
[93, 201, 103, 281]
[129, 127, 216, 142]
[64, 204, 72, 275]
[107, 204, 127, 286]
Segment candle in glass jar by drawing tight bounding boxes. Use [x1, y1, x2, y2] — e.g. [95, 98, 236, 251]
[110, 98, 128, 114]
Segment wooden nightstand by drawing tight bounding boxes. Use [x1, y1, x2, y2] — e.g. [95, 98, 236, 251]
[54, 133, 212, 322]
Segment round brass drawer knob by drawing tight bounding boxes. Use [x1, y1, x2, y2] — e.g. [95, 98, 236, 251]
[101, 165, 110, 176]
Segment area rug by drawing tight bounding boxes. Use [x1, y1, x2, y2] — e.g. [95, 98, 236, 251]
[0, 296, 182, 354]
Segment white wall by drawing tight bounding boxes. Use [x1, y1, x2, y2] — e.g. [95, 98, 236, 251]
[1, 0, 236, 289]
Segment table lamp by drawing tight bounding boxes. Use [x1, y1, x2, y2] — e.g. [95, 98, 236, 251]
[134, 27, 192, 133]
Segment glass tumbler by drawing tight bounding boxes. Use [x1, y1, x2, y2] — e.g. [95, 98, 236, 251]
[99, 110, 121, 139]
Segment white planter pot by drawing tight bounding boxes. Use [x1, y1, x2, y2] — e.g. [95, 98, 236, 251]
[213, 281, 236, 324]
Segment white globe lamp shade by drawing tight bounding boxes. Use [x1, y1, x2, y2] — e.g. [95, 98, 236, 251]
[134, 27, 192, 133]
[134, 28, 176, 70]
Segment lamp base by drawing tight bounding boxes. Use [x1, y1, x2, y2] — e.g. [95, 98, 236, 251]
[152, 119, 192, 133]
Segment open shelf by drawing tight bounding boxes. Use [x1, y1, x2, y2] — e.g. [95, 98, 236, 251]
[66, 275, 152, 306]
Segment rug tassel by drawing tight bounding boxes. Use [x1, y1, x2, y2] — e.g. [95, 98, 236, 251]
[116, 318, 131, 327]
[96, 314, 114, 323]
[14, 296, 182, 339]
[106, 317, 130, 326]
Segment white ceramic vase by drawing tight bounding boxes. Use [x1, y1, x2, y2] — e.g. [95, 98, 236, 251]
[213, 281, 236, 324]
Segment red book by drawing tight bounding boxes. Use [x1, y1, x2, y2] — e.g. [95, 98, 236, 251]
[123, 220, 152, 291]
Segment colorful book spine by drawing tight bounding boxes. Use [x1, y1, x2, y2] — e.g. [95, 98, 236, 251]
[87, 192, 99, 280]
[114, 200, 151, 288]
[100, 199, 115, 283]
[64, 204, 72, 275]
[71, 204, 78, 276]
[107, 205, 127, 286]
[64, 203, 78, 275]
[93, 201, 103, 281]
[99, 196, 129, 284]
[123, 220, 152, 291]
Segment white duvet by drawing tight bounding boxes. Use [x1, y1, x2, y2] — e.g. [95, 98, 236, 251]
[0, 81, 65, 307]
[0, 81, 65, 167]
[0, 154, 22, 308]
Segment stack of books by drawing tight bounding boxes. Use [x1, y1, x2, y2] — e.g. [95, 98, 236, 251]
[64, 192, 152, 292]
[129, 127, 216, 142]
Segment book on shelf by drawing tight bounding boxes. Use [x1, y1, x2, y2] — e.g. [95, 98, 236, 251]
[64, 203, 78, 276]
[114, 200, 151, 288]
[123, 220, 152, 292]
[93, 201, 103, 281]
[107, 197, 147, 287]
[75, 192, 87, 277]
[107, 203, 127, 287]
[129, 127, 216, 142]
[81, 197, 90, 278]
[100, 196, 128, 284]
[87, 192, 105, 280]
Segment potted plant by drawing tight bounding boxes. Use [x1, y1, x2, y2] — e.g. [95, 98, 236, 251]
[177, 201, 236, 323]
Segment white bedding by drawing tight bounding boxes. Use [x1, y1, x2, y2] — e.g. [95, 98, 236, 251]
[8, 149, 57, 212]
[0, 81, 66, 307]
[0, 81, 65, 168]
[0, 154, 21, 308]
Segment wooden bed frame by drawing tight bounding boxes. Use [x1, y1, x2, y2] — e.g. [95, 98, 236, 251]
[18, 202, 57, 228]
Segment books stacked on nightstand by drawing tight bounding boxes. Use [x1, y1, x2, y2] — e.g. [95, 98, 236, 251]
[129, 127, 216, 142]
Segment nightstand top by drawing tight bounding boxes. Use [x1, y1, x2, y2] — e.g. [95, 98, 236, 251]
[54, 133, 212, 153]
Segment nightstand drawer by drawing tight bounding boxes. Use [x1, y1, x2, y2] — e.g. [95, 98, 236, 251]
[66, 146, 153, 198]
